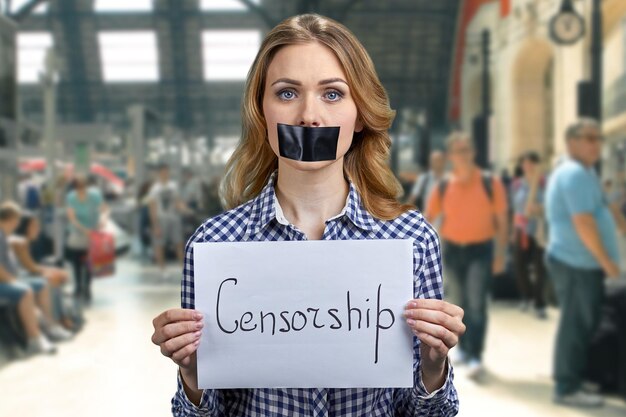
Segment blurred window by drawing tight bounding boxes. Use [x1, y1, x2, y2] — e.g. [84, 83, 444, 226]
[10, 0, 47, 14]
[94, 0, 152, 12]
[202, 30, 260, 81]
[200, 0, 261, 11]
[17, 32, 53, 83]
[98, 31, 159, 82]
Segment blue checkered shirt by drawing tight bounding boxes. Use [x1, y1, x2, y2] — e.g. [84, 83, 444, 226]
[173, 172, 459, 416]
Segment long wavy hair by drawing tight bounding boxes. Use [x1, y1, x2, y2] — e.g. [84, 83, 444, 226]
[221, 13, 413, 220]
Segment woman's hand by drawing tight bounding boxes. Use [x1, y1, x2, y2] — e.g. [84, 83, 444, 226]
[152, 308, 203, 368]
[404, 299, 465, 391]
[42, 267, 68, 286]
[151, 309, 204, 391]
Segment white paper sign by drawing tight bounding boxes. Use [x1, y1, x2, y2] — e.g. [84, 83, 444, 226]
[193, 239, 415, 389]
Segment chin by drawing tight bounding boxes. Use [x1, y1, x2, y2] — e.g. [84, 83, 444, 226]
[279, 157, 342, 172]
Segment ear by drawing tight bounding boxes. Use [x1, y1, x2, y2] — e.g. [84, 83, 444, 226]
[354, 116, 364, 133]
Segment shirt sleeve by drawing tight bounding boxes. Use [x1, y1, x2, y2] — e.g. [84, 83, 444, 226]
[171, 182, 182, 200]
[394, 221, 459, 416]
[536, 184, 545, 205]
[171, 371, 219, 417]
[561, 166, 596, 214]
[65, 192, 74, 208]
[91, 189, 104, 208]
[172, 227, 221, 417]
[146, 184, 158, 203]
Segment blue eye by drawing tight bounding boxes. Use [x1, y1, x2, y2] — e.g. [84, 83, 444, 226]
[325, 90, 343, 102]
[278, 89, 296, 100]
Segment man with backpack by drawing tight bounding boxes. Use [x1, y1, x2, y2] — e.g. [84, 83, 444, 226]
[425, 131, 508, 381]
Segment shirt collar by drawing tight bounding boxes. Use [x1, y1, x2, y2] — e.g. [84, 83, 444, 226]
[248, 171, 380, 236]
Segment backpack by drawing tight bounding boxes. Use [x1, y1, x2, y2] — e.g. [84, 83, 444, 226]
[24, 184, 41, 210]
[413, 173, 431, 210]
[438, 171, 495, 204]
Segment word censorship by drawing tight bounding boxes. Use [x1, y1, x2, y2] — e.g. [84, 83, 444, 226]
[215, 278, 397, 364]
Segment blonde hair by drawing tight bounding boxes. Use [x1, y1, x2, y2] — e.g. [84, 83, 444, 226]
[445, 131, 474, 151]
[0, 201, 21, 222]
[221, 13, 413, 220]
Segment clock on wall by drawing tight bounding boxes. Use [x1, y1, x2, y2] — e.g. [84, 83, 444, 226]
[549, 0, 585, 45]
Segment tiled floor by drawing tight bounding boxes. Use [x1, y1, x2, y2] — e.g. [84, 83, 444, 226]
[0, 257, 624, 417]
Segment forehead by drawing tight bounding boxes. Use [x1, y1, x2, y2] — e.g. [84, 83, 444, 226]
[449, 138, 472, 150]
[266, 42, 347, 81]
[577, 125, 600, 136]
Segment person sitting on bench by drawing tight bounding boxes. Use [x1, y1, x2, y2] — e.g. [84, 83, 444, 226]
[10, 211, 76, 332]
[0, 201, 69, 356]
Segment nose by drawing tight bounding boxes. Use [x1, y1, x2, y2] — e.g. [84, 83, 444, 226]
[298, 95, 321, 127]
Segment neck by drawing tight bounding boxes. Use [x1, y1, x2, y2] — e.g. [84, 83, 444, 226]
[432, 169, 445, 179]
[275, 160, 349, 228]
[570, 153, 594, 168]
[0, 224, 11, 235]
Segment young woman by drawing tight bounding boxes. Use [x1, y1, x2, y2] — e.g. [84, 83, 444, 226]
[511, 151, 548, 318]
[65, 175, 106, 303]
[151, 14, 464, 416]
[11, 212, 77, 331]
[0, 202, 59, 355]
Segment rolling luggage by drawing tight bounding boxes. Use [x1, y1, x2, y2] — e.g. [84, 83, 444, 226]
[585, 281, 626, 400]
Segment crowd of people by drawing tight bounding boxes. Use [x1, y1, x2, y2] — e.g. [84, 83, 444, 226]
[0, 165, 220, 361]
[1, 116, 623, 409]
[0, 172, 108, 358]
[406, 117, 626, 408]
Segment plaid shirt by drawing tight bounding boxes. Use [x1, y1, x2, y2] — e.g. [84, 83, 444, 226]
[173, 172, 459, 416]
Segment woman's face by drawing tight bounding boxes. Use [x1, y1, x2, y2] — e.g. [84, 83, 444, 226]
[27, 218, 41, 240]
[262, 42, 362, 171]
[521, 158, 537, 177]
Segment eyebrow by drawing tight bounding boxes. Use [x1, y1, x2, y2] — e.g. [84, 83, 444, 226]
[270, 77, 348, 87]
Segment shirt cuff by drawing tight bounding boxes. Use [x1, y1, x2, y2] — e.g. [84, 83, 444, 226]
[414, 357, 453, 401]
[171, 370, 216, 417]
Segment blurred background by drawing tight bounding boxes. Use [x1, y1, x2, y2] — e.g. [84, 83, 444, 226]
[0, 0, 625, 416]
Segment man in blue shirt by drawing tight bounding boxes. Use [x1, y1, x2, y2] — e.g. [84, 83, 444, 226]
[545, 118, 621, 408]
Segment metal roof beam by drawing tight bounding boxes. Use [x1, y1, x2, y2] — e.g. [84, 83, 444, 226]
[57, 0, 93, 122]
[9, 0, 47, 22]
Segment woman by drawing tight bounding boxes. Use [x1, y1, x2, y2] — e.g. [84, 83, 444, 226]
[0, 201, 60, 354]
[11, 212, 77, 331]
[65, 175, 106, 304]
[511, 151, 547, 318]
[151, 14, 464, 416]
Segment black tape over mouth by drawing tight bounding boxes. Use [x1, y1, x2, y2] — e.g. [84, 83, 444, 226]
[277, 123, 340, 162]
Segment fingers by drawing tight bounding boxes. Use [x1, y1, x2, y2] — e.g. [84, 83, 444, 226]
[152, 309, 204, 367]
[179, 354, 193, 368]
[414, 329, 450, 357]
[405, 299, 464, 319]
[404, 308, 466, 336]
[171, 340, 201, 363]
[406, 319, 458, 349]
[152, 319, 204, 345]
[404, 300, 466, 356]
[160, 330, 202, 359]
[152, 308, 203, 331]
